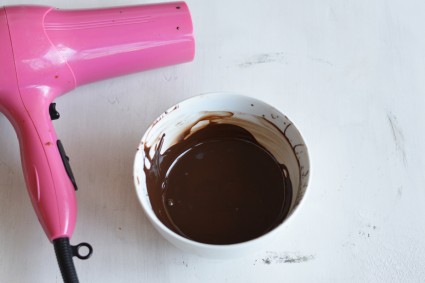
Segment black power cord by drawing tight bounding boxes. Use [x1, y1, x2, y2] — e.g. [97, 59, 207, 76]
[53, 238, 93, 283]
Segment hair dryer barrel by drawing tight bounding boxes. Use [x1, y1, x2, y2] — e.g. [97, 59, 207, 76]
[44, 1, 195, 86]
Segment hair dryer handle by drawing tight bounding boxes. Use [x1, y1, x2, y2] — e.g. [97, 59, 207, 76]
[17, 87, 77, 240]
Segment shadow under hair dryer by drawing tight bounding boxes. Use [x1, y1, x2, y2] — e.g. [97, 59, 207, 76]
[0, 2, 194, 282]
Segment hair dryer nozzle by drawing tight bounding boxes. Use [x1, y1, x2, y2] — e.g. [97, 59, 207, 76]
[44, 1, 195, 86]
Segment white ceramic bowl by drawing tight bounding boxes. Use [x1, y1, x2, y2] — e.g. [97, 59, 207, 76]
[134, 93, 310, 258]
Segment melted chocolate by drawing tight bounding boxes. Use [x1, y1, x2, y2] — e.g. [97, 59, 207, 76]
[144, 123, 292, 244]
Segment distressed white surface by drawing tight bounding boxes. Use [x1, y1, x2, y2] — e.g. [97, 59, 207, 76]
[1, 0, 425, 282]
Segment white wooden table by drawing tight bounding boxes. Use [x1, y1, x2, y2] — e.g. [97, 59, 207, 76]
[1, 0, 424, 282]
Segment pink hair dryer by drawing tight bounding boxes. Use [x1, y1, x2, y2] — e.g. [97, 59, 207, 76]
[0, 2, 194, 282]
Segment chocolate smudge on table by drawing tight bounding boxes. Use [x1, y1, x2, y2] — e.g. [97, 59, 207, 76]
[239, 52, 287, 68]
[387, 112, 407, 165]
[261, 251, 315, 264]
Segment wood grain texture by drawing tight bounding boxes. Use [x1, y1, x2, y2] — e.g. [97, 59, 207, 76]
[1, 0, 425, 282]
